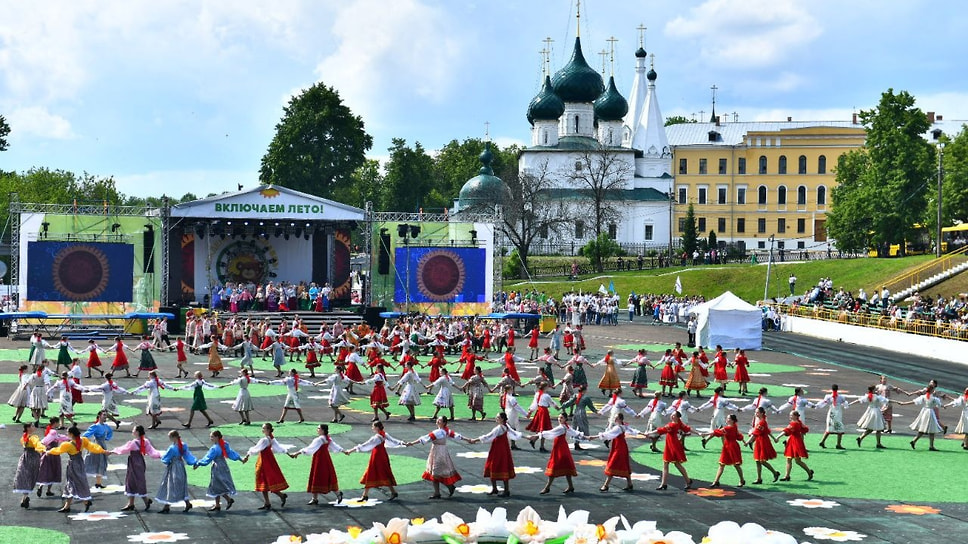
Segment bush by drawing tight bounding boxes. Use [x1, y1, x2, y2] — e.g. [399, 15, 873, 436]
[503, 249, 522, 279]
[580, 233, 621, 272]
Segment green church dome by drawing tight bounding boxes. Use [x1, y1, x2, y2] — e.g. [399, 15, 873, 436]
[527, 75, 565, 125]
[458, 143, 511, 208]
[551, 37, 604, 103]
[594, 76, 628, 121]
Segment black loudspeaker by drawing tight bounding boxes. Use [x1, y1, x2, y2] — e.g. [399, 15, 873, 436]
[378, 231, 391, 275]
[364, 307, 386, 329]
[143, 228, 155, 274]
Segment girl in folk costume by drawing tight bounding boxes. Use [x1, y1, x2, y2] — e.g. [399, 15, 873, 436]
[45, 425, 111, 512]
[105, 336, 134, 377]
[700, 413, 746, 488]
[156, 430, 198, 513]
[67, 359, 84, 406]
[711, 345, 730, 391]
[459, 346, 485, 380]
[129, 370, 168, 429]
[491, 367, 522, 397]
[83, 411, 114, 489]
[557, 365, 575, 408]
[574, 324, 586, 351]
[663, 391, 697, 451]
[500, 346, 524, 383]
[316, 365, 356, 423]
[591, 413, 643, 492]
[199, 335, 227, 377]
[47, 371, 80, 427]
[658, 349, 678, 397]
[177, 371, 217, 428]
[593, 349, 621, 395]
[54, 336, 79, 371]
[850, 385, 889, 448]
[83, 373, 125, 428]
[774, 410, 814, 481]
[527, 413, 585, 494]
[562, 325, 574, 355]
[343, 420, 404, 501]
[269, 337, 288, 377]
[546, 323, 563, 359]
[426, 351, 449, 383]
[285, 327, 308, 363]
[7, 364, 31, 423]
[267, 368, 306, 424]
[731, 348, 752, 395]
[37, 417, 69, 497]
[481, 324, 493, 353]
[132, 336, 158, 378]
[521, 368, 554, 394]
[112, 425, 162, 512]
[242, 423, 290, 510]
[560, 383, 594, 451]
[27, 363, 50, 421]
[636, 390, 668, 452]
[173, 336, 190, 378]
[300, 337, 323, 377]
[424, 368, 458, 421]
[671, 342, 687, 383]
[684, 351, 709, 397]
[505, 324, 516, 351]
[814, 384, 849, 449]
[468, 412, 520, 497]
[289, 424, 344, 505]
[695, 386, 740, 430]
[536, 348, 558, 387]
[84, 338, 104, 378]
[14, 422, 46, 509]
[896, 385, 945, 451]
[943, 387, 968, 450]
[875, 374, 904, 433]
[598, 387, 637, 433]
[28, 332, 54, 367]
[564, 349, 589, 389]
[393, 360, 424, 422]
[343, 344, 365, 393]
[363, 365, 393, 422]
[743, 408, 781, 484]
[499, 385, 528, 450]
[740, 387, 781, 429]
[193, 430, 245, 511]
[648, 411, 693, 491]
[776, 387, 815, 414]
[526, 383, 561, 452]
[527, 325, 541, 359]
[406, 416, 470, 499]
[259, 321, 277, 356]
[626, 349, 655, 397]
[220, 368, 255, 425]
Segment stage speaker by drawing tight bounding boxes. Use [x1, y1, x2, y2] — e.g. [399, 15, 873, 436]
[143, 227, 155, 274]
[378, 231, 391, 275]
[363, 306, 386, 329]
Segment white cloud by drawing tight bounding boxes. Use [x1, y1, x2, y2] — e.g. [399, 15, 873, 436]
[114, 169, 258, 199]
[6, 106, 74, 140]
[912, 91, 968, 121]
[313, 0, 464, 123]
[665, 0, 822, 68]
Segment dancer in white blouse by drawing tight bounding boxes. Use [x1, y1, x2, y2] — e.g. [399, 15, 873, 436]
[739, 387, 780, 429]
[220, 369, 255, 425]
[943, 387, 968, 450]
[393, 362, 423, 422]
[129, 371, 168, 430]
[896, 385, 944, 451]
[266, 368, 306, 424]
[776, 387, 815, 414]
[849, 385, 889, 448]
[83, 373, 126, 428]
[426, 368, 457, 421]
[695, 386, 740, 430]
[315, 368, 356, 423]
[814, 384, 849, 449]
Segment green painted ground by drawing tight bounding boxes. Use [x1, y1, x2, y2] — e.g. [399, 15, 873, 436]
[631, 434, 968, 503]
[346, 393, 508, 421]
[0, 400, 142, 422]
[0, 527, 70, 544]
[161, 382, 288, 400]
[211, 421, 351, 438]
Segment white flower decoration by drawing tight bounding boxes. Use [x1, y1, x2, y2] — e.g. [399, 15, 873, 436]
[406, 517, 442, 543]
[373, 517, 412, 544]
[456, 451, 489, 459]
[787, 498, 841, 509]
[127, 532, 190, 543]
[68, 510, 128, 521]
[440, 512, 479, 543]
[471, 507, 510, 539]
[616, 518, 657, 544]
[90, 484, 126, 494]
[705, 521, 797, 544]
[455, 484, 494, 494]
[630, 473, 660, 482]
[635, 530, 695, 544]
[803, 527, 867, 542]
[333, 497, 383, 508]
[507, 506, 563, 544]
[513, 465, 543, 474]
[567, 517, 620, 544]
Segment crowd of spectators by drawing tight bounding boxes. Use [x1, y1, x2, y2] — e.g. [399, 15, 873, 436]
[210, 281, 334, 313]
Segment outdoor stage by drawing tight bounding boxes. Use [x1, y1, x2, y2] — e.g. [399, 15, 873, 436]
[0, 321, 964, 543]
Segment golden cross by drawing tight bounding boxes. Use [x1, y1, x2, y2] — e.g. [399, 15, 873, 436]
[637, 24, 647, 48]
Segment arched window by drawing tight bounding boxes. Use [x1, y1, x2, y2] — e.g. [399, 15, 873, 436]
[818, 155, 827, 174]
[797, 185, 807, 205]
[574, 115, 580, 134]
[759, 156, 768, 174]
[778, 155, 788, 174]
[778, 186, 787, 205]
[798, 155, 807, 174]
[817, 186, 827, 206]
[543, 130, 548, 145]
[758, 185, 768, 205]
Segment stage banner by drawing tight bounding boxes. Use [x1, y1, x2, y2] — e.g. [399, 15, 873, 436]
[27, 241, 135, 302]
[393, 247, 487, 304]
[180, 232, 195, 296]
[193, 236, 313, 292]
[332, 229, 352, 299]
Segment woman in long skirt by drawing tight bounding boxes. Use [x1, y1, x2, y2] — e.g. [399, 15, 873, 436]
[177, 372, 217, 428]
[732, 349, 751, 395]
[393, 361, 423, 422]
[221, 369, 255, 425]
[265, 368, 306, 424]
[469, 412, 520, 496]
[83, 411, 114, 488]
[106, 336, 133, 377]
[111, 425, 161, 511]
[426, 369, 457, 421]
[897, 385, 945, 450]
[242, 423, 290, 510]
[194, 430, 245, 511]
[27, 366, 49, 421]
[684, 352, 709, 397]
[7, 365, 31, 423]
[461, 367, 489, 421]
[850, 385, 889, 448]
[648, 411, 693, 491]
[591, 413, 642, 492]
[45, 425, 110, 512]
[526, 413, 584, 494]
[406, 416, 469, 499]
[289, 424, 343, 505]
[132, 336, 157, 378]
[593, 350, 621, 395]
[626, 350, 654, 397]
[156, 430, 198, 513]
[129, 370, 168, 430]
[774, 410, 814, 481]
[14, 422, 46, 508]
[363, 366, 393, 422]
[943, 387, 968, 450]
[700, 413, 745, 487]
[743, 408, 780, 483]
[83, 373, 125, 428]
[343, 421, 404, 501]
[37, 417, 69, 497]
[174, 337, 190, 378]
[526, 384, 560, 452]
[658, 350, 678, 397]
[561, 384, 595, 451]
[47, 372, 79, 428]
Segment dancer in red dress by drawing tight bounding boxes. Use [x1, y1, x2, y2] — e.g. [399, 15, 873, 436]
[83, 340, 105, 379]
[289, 424, 344, 505]
[649, 411, 693, 491]
[527, 326, 540, 359]
[525, 384, 559, 452]
[527, 413, 584, 495]
[426, 353, 448, 383]
[344, 421, 403, 501]
[106, 336, 133, 378]
[406, 416, 469, 499]
[459, 348, 485, 380]
[501, 347, 524, 382]
[700, 413, 745, 487]
[242, 423, 290, 510]
[774, 410, 814, 481]
[591, 413, 642, 492]
[363, 365, 392, 422]
[174, 337, 189, 378]
[732, 349, 751, 395]
[711, 345, 729, 391]
[743, 408, 780, 483]
[658, 349, 678, 397]
[469, 412, 519, 497]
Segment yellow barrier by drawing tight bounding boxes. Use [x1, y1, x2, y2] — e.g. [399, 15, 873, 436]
[775, 304, 968, 341]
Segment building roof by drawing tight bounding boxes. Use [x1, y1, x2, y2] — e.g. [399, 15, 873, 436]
[665, 121, 863, 147]
[171, 184, 364, 220]
[594, 76, 629, 122]
[527, 75, 566, 125]
[551, 37, 605, 103]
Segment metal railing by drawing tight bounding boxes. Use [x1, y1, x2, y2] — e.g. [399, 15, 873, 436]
[881, 245, 968, 295]
[776, 303, 967, 341]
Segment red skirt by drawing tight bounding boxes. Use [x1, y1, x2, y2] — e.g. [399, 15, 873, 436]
[734, 365, 750, 383]
[545, 435, 577, 477]
[528, 335, 539, 349]
[526, 406, 552, 432]
[360, 445, 396, 488]
[505, 361, 520, 382]
[663, 436, 687, 463]
[604, 434, 630, 478]
[428, 365, 441, 383]
[307, 448, 339, 494]
[460, 360, 475, 380]
[482, 335, 491, 350]
[112, 350, 128, 368]
[784, 435, 809, 459]
[305, 351, 320, 369]
[176, 345, 187, 363]
[714, 364, 728, 382]
[255, 449, 289, 493]
[753, 435, 777, 461]
[563, 334, 574, 348]
[719, 441, 743, 466]
[71, 378, 83, 404]
[87, 352, 102, 368]
[370, 383, 389, 409]
[483, 433, 515, 480]
[345, 362, 364, 382]
[260, 336, 273, 350]
[659, 364, 678, 386]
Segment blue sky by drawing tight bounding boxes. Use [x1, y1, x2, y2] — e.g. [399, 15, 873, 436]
[1, 0, 966, 199]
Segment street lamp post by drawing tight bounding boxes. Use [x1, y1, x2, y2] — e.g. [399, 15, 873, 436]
[937, 142, 945, 257]
[764, 234, 775, 301]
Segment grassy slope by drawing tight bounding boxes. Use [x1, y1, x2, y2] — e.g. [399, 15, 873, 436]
[506, 255, 937, 302]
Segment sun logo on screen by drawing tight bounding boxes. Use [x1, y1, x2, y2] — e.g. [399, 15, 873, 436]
[52, 244, 111, 300]
[416, 249, 466, 302]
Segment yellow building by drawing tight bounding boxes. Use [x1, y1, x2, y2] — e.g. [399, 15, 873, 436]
[666, 120, 867, 254]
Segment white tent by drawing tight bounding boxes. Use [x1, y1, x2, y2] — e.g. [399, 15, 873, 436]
[690, 291, 762, 350]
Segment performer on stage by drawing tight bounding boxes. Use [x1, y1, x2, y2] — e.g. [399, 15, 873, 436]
[774, 410, 814, 481]
[111, 425, 162, 512]
[635, 390, 668, 452]
[406, 416, 469, 499]
[501, 347, 524, 383]
[289, 424, 343, 505]
[46, 372, 80, 428]
[343, 421, 404, 502]
[684, 351, 709, 397]
[527, 413, 585, 495]
[700, 413, 745, 487]
[776, 387, 815, 414]
[156, 430, 198, 513]
[561, 384, 595, 451]
[242, 423, 290, 510]
[54, 336, 79, 372]
[468, 412, 519, 497]
[657, 349, 678, 397]
[193, 430, 245, 511]
[7, 364, 31, 423]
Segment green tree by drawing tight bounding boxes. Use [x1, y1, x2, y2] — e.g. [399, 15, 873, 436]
[564, 145, 633, 240]
[940, 127, 968, 226]
[581, 232, 621, 273]
[826, 150, 875, 253]
[331, 159, 383, 209]
[259, 83, 373, 198]
[380, 138, 436, 211]
[665, 115, 696, 127]
[708, 230, 718, 250]
[680, 203, 698, 258]
[433, 138, 518, 201]
[0, 115, 9, 152]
